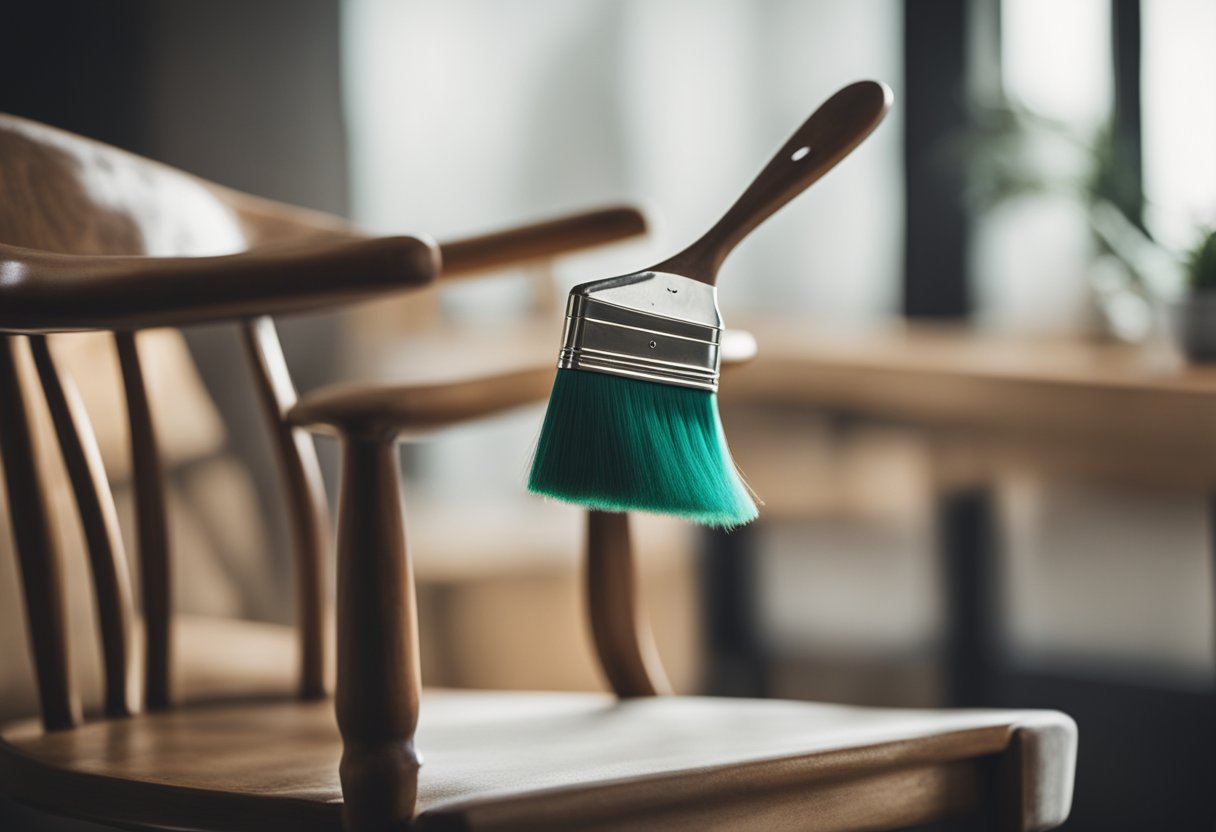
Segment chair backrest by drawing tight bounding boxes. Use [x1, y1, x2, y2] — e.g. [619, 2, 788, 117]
[0, 114, 357, 730]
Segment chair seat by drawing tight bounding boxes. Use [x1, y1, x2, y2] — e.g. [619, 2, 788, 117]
[0, 690, 1074, 832]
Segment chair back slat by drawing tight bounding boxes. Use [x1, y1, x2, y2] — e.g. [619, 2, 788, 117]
[241, 316, 330, 699]
[115, 332, 173, 711]
[0, 337, 81, 730]
[0, 114, 364, 724]
[28, 336, 135, 718]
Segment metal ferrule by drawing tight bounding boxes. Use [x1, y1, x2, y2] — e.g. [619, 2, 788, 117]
[557, 271, 723, 391]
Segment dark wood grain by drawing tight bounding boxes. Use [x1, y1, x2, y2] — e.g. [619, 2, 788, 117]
[651, 81, 891, 283]
[241, 317, 330, 700]
[585, 511, 673, 697]
[0, 337, 80, 731]
[28, 336, 134, 719]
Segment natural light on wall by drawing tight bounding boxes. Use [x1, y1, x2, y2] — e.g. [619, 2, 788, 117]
[340, 0, 904, 323]
[994, 0, 1216, 681]
[1143, 0, 1216, 253]
[973, 0, 1113, 334]
[1001, 0, 1112, 129]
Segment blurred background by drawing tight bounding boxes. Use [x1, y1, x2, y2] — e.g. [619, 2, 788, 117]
[1, 1, 1214, 830]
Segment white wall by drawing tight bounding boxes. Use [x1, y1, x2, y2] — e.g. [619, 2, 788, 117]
[341, 0, 904, 322]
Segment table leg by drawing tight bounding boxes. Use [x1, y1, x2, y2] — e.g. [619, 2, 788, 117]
[701, 523, 769, 697]
[940, 485, 1000, 707]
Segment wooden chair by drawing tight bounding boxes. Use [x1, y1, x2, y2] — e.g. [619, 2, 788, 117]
[0, 114, 1076, 832]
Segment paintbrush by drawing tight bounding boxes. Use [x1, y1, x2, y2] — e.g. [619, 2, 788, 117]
[529, 80, 892, 527]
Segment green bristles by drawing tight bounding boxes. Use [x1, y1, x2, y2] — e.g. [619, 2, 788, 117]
[528, 369, 758, 528]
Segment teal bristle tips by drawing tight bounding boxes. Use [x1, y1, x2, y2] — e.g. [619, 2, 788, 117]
[528, 369, 757, 528]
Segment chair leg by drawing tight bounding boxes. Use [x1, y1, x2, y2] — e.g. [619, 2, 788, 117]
[333, 431, 422, 831]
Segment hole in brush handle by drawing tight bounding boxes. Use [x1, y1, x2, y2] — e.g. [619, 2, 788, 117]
[791, 146, 812, 161]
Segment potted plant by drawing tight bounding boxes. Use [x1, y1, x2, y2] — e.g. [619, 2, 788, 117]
[962, 102, 1181, 342]
[1177, 229, 1216, 361]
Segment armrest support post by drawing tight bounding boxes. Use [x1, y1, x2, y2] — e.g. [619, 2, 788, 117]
[438, 206, 647, 280]
[586, 511, 673, 698]
[292, 367, 559, 828]
[333, 429, 422, 831]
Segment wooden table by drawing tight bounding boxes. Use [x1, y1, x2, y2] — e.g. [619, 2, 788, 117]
[710, 320, 1216, 704]
[727, 321, 1216, 484]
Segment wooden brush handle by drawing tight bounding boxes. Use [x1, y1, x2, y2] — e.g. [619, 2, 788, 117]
[651, 80, 892, 284]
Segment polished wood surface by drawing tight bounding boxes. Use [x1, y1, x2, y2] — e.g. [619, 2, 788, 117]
[0, 691, 1075, 832]
[652, 81, 891, 283]
[586, 512, 673, 697]
[242, 316, 331, 700]
[27, 336, 134, 719]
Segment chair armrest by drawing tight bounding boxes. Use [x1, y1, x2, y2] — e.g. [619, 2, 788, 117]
[0, 235, 438, 334]
[287, 329, 755, 439]
[438, 205, 647, 279]
[288, 366, 556, 439]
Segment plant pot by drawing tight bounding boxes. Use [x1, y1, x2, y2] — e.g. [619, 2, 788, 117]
[1174, 292, 1216, 362]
